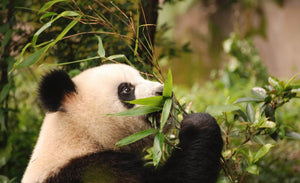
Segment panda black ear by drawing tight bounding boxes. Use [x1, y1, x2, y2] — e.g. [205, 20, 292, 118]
[39, 70, 76, 112]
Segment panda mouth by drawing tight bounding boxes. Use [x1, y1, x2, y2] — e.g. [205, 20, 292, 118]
[146, 112, 162, 128]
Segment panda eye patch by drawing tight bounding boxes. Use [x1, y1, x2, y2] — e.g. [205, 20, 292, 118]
[118, 82, 135, 109]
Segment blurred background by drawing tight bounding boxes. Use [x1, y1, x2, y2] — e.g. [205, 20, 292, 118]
[158, 0, 300, 85]
[0, 0, 300, 182]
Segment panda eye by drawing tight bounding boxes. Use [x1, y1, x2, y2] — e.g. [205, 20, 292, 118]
[120, 85, 132, 95]
[118, 83, 135, 96]
[118, 83, 135, 109]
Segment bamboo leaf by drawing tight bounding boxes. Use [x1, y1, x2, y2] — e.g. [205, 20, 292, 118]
[153, 132, 165, 166]
[41, 56, 101, 67]
[108, 106, 162, 116]
[33, 11, 79, 46]
[52, 18, 79, 44]
[40, 12, 57, 22]
[39, 0, 67, 14]
[13, 43, 31, 70]
[133, 8, 140, 56]
[126, 96, 164, 106]
[14, 45, 49, 69]
[163, 69, 173, 98]
[160, 98, 172, 131]
[115, 129, 157, 147]
[33, 22, 52, 46]
[96, 35, 105, 57]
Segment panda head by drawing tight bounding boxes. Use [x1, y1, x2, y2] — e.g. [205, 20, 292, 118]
[38, 64, 163, 152]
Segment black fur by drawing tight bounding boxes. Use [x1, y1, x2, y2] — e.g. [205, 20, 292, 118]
[39, 70, 76, 112]
[153, 113, 224, 183]
[118, 82, 135, 109]
[45, 151, 144, 183]
[45, 113, 223, 183]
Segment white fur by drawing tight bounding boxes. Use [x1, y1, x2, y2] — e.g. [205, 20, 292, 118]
[22, 64, 163, 183]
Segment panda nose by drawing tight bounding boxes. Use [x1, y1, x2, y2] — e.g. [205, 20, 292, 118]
[155, 85, 164, 96]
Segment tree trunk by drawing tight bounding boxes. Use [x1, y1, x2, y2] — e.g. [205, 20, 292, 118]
[137, 0, 159, 65]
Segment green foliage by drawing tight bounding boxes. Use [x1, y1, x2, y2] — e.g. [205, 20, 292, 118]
[115, 129, 157, 147]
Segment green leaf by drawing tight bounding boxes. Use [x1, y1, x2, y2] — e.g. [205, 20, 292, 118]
[234, 97, 263, 104]
[206, 105, 240, 116]
[104, 54, 125, 60]
[102, 55, 134, 68]
[14, 45, 49, 69]
[33, 22, 52, 46]
[43, 56, 101, 67]
[96, 35, 105, 57]
[108, 106, 162, 116]
[253, 144, 274, 163]
[33, 11, 79, 47]
[52, 18, 79, 44]
[163, 69, 173, 98]
[247, 164, 259, 175]
[286, 74, 299, 87]
[126, 96, 164, 106]
[39, 0, 67, 13]
[268, 76, 280, 90]
[246, 103, 255, 123]
[115, 128, 157, 147]
[160, 98, 172, 131]
[13, 43, 31, 70]
[153, 132, 165, 166]
[15, 14, 80, 69]
[40, 12, 57, 22]
[260, 121, 276, 128]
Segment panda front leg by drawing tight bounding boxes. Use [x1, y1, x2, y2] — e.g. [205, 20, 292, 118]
[146, 113, 223, 183]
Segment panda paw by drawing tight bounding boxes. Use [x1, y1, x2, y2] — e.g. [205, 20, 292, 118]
[179, 113, 221, 144]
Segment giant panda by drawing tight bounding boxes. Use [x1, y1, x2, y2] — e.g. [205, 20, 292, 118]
[22, 63, 223, 183]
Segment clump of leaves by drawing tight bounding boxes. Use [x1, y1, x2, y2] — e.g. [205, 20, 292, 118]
[207, 75, 300, 183]
[235, 75, 300, 140]
[110, 69, 181, 166]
